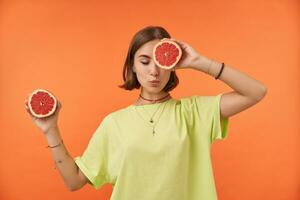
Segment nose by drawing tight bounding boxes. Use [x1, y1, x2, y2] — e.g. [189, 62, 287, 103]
[149, 63, 160, 77]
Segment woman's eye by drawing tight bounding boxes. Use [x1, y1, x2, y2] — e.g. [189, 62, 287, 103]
[141, 61, 149, 65]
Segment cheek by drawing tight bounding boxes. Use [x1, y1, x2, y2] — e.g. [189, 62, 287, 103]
[136, 68, 146, 77]
[135, 69, 147, 83]
[162, 72, 171, 83]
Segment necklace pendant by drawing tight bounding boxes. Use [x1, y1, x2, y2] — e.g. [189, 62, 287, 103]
[152, 127, 156, 135]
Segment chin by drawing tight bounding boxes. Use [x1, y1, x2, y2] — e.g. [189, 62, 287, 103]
[148, 88, 162, 92]
[144, 86, 163, 93]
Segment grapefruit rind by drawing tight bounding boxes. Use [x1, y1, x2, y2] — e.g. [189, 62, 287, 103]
[153, 39, 182, 70]
[28, 89, 57, 118]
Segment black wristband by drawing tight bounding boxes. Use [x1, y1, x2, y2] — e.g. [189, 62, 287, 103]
[46, 140, 63, 148]
[215, 62, 225, 80]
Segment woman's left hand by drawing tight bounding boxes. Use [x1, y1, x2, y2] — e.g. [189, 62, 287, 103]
[169, 38, 212, 73]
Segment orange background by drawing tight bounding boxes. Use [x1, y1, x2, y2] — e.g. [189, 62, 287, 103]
[1, 0, 299, 199]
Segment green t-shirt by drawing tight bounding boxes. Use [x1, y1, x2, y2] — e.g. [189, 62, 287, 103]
[74, 93, 229, 200]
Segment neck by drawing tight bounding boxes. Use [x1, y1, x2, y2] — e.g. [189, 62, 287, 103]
[134, 89, 171, 106]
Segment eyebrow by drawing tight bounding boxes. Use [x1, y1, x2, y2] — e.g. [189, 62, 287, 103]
[138, 54, 151, 59]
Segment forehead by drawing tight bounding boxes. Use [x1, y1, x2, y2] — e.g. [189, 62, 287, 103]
[135, 39, 160, 58]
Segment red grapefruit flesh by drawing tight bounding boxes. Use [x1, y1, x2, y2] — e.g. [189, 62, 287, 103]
[28, 89, 57, 118]
[153, 39, 182, 70]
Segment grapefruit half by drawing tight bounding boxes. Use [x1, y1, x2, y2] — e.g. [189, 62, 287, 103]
[28, 89, 57, 118]
[153, 38, 182, 70]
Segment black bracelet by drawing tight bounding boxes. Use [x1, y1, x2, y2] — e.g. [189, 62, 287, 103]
[46, 140, 63, 148]
[215, 62, 225, 80]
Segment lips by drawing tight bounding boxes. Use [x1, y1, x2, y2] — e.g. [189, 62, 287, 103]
[149, 80, 160, 87]
[149, 80, 160, 83]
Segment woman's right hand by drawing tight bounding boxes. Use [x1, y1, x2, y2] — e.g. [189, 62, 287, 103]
[24, 97, 62, 134]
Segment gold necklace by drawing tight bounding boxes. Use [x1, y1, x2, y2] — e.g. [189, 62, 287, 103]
[134, 99, 169, 136]
[134, 93, 170, 123]
[141, 103, 162, 123]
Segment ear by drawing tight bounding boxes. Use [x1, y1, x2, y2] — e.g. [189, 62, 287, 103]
[132, 66, 136, 73]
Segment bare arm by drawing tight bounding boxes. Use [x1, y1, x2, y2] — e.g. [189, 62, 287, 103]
[195, 59, 267, 118]
[171, 38, 267, 119]
[44, 126, 89, 191]
[25, 99, 89, 191]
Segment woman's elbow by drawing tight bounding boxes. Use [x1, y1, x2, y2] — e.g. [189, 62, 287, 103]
[67, 183, 82, 192]
[67, 169, 89, 191]
[253, 85, 268, 102]
[258, 86, 268, 101]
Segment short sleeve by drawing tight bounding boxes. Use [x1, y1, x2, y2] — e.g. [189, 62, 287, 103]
[185, 93, 230, 143]
[74, 116, 110, 189]
[210, 93, 229, 142]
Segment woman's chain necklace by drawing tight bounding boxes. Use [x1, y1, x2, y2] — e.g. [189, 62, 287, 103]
[140, 93, 170, 123]
[134, 93, 171, 136]
[135, 102, 168, 136]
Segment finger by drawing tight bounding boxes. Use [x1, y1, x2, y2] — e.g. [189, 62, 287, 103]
[161, 38, 169, 41]
[171, 38, 182, 43]
[24, 98, 30, 110]
[24, 101, 29, 110]
[160, 38, 184, 48]
[170, 38, 185, 46]
[24, 102, 34, 117]
[56, 100, 62, 110]
[25, 107, 35, 119]
[25, 106, 33, 116]
[176, 40, 187, 48]
[168, 38, 187, 51]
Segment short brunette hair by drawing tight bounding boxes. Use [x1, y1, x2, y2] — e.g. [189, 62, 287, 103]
[118, 26, 179, 92]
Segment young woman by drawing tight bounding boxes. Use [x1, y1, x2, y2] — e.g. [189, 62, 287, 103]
[25, 25, 267, 200]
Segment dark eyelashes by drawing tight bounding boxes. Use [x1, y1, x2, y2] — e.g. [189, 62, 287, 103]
[141, 61, 149, 65]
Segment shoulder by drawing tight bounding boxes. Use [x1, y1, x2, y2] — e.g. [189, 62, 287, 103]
[110, 105, 132, 117]
[179, 93, 223, 111]
[100, 105, 132, 124]
[180, 93, 222, 102]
